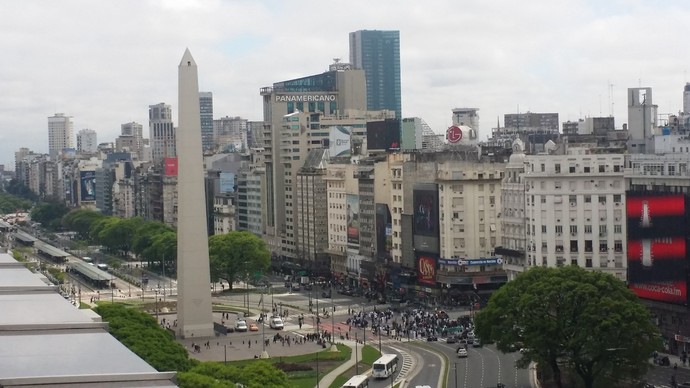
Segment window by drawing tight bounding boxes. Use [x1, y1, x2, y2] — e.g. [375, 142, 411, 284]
[585, 240, 593, 253]
[569, 166, 576, 173]
[599, 241, 608, 252]
[614, 165, 621, 172]
[613, 194, 622, 203]
[555, 164, 561, 173]
[584, 166, 591, 173]
[599, 195, 606, 205]
[541, 164, 545, 172]
[614, 225, 622, 234]
[555, 225, 563, 234]
[584, 225, 592, 234]
[614, 241, 623, 252]
[599, 165, 605, 173]
[599, 225, 607, 236]
[542, 225, 547, 234]
[584, 195, 591, 203]
[570, 225, 578, 234]
[570, 240, 578, 253]
[586, 258, 593, 268]
[555, 181, 562, 189]
[569, 195, 577, 205]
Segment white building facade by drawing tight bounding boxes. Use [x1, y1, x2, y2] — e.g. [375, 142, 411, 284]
[48, 113, 74, 161]
[523, 150, 627, 280]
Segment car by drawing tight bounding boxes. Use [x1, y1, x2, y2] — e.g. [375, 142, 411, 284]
[472, 338, 482, 347]
[457, 348, 468, 358]
[303, 284, 313, 291]
[446, 336, 458, 344]
[426, 336, 438, 342]
[291, 284, 301, 291]
[235, 320, 248, 332]
[249, 323, 259, 331]
[269, 317, 284, 330]
[321, 291, 331, 298]
[519, 347, 530, 354]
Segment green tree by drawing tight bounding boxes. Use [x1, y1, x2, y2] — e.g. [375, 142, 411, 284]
[0, 191, 32, 214]
[3, 179, 38, 202]
[131, 221, 174, 257]
[62, 209, 106, 240]
[141, 230, 177, 275]
[208, 231, 270, 290]
[475, 266, 660, 388]
[31, 201, 70, 230]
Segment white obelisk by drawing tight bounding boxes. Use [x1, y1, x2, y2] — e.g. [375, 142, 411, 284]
[176, 48, 214, 338]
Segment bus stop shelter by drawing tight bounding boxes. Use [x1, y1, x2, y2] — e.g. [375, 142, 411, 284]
[67, 262, 114, 289]
[35, 242, 70, 263]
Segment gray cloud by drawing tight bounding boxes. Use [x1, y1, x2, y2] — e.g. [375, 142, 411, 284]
[1, 0, 689, 168]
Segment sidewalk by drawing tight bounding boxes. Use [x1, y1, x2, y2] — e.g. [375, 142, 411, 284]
[317, 340, 363, 388]
[655, 351, 690, 370]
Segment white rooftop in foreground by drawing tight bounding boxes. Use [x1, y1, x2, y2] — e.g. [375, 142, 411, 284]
[0, 248, 177, 387]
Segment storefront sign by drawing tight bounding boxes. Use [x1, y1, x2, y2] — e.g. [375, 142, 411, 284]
[417, 256, 436, 286]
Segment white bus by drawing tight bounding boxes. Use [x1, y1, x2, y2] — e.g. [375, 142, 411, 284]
[342, 374, 369, 388]
[82, 257, 93, 263]
[372, 354, 399, 379]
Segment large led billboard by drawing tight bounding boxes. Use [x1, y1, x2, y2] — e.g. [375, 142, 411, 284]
[164, 157, 178, 177]
[346, 194, 360, 246]
[375, 203, 392, 260]
[80, 171, 96, 202]
[626, 191, 688, 305]
[413, 184, 440, 254]
[627, 193, 686, 239]
[366, 119, 401, 152]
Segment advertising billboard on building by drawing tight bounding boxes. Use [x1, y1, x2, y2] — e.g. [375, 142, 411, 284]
[375, 203, 392, 260]
[219, 172, 235, 193]
[347, 194, 360, 246]
[80, 171, 96, 202]
[626, 191, 688, 305]
[627, 193, 687, 239]
[329, 126, 351, 157]
[417, 255, 437, 286]
[366, 119, 401, 152]
[413, 184, 440, 254]
[164, 157, 178, 177]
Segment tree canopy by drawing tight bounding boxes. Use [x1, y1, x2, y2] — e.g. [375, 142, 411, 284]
[474, 266, 660, 388]
[30, 201, 70, 230]
[209, 231, 270, 290]
[0, 191, 32, 215]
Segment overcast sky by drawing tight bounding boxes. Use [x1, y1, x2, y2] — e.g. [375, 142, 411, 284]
[1, 0, 689, 169]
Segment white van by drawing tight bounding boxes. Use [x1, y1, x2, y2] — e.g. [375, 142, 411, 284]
[235, 320, 248, 332]
[96, 263, 108, 271]
[269, 317, 284, 330]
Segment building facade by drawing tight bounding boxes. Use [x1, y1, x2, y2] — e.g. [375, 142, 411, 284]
[199, 92, 214, 152]
[349, 30, 402, 120]
[149, 103, 175, 163]
[76, 129, 98, 154]
[48, 113, 74, 161]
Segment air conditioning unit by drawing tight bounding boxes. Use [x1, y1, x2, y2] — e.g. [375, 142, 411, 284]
[571, 232, 577, 236]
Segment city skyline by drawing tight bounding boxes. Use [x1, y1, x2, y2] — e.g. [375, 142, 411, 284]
[2, 1, 690, 167]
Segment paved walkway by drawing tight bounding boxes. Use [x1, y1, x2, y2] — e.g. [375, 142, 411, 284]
[317, 340, 363, 388]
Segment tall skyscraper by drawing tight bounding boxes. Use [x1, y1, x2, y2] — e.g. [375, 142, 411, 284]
[199, 92, 214, 151]
[149, 103, 175, 163]
[76, 128, 98, 154]
[349, 30, 402, 120]
[175, 48, 214, 338]
[48, 113, 74, 161]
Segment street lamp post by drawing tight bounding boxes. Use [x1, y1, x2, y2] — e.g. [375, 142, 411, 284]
[154, 286, 160, 321]
[355, 332, 359, 375]
[454, 362, 459, 388]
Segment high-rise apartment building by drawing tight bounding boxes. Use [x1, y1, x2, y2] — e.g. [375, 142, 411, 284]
[213, 116, 248, 152]
[259, 62, 369, 259]
[523, 150, 627, 280]
[627, 87, 658, 153]
[504, 112, 559, 132]
[76, 128, 98, 154]
[117, 122, 145, 160]
[48, 113, 74, 161]
[349, 30, 402, 120]
[199, 92, 214, 151]
[149, 103, 175, 163]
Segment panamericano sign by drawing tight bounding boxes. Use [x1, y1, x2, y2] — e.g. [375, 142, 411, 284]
[275, 94, 336, 102]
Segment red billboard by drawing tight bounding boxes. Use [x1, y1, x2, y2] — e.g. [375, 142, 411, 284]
[628, 281, 687, 305]
[164, 157, 178, 177]
[626, 191, 688, 305]
[417, 256, 437, 286]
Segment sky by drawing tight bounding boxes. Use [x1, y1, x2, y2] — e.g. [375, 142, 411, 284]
[2, 0, 690, 169]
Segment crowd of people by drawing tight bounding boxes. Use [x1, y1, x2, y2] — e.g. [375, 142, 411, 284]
[344, 306, 473, 342]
